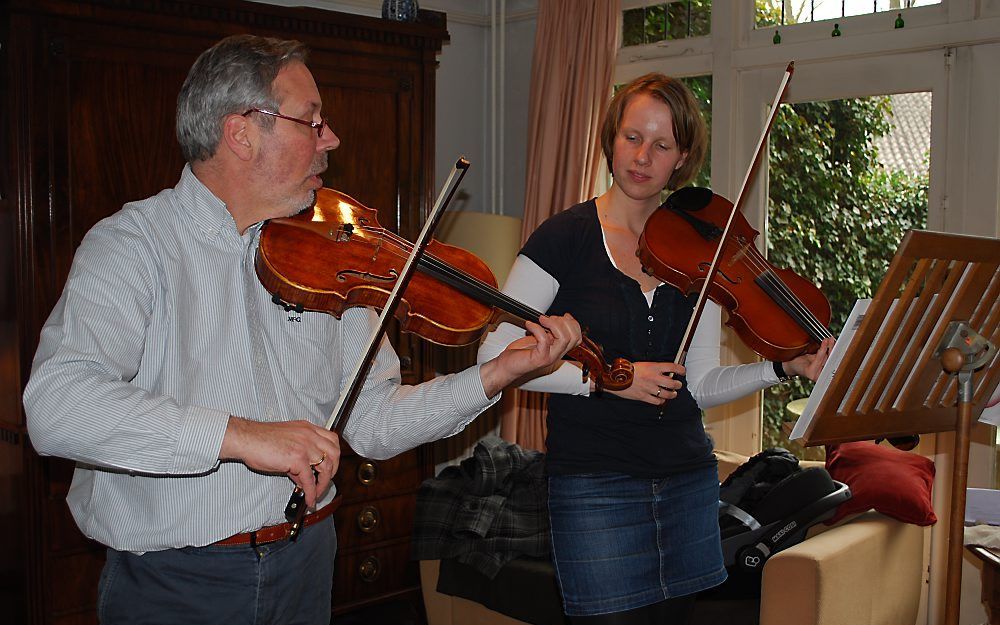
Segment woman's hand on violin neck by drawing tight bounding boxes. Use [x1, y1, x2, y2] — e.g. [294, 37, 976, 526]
[606, 361, 685, 405]
[479, 313, 583, 398]
[219, 416, 341, 508]
[782, 337, 836, 382]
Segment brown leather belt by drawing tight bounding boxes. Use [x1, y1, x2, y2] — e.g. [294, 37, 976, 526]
[215, 496, 341, 546]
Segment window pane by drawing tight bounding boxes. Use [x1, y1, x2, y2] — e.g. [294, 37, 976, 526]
[668, 1, 689, 39]
[623, 8, 645, 46]
[645, 4, 667, 44]
[755, 0, 941, 27]
[763, 93, 930, 459]
[681, 75, 713, 187]
[687, 0, 713, 37]
[788, 0, 814, 24]
[622, 1, 712, 47]
[844, 0, 874, 18]
[757, 0, 783, 27]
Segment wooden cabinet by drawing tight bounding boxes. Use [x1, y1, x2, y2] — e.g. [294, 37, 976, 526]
[333, 447, 428, 614]
[0, 1, 446, 623]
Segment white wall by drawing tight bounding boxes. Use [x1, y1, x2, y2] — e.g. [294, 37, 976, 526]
[430, 0, 537, 219]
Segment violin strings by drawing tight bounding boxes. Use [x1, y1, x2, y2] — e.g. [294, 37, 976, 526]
[747, 251, 833, 342]
[347, 223, 831, 351]
[340, 224, 614, 379]
[739, 254, 831, 343]
[734, 245, 833, 342]
[713, 238, 826, 341]
[356, 226, 542, 322]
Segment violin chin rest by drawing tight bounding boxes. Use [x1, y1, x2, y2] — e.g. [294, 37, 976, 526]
[665, 186, 714, 212]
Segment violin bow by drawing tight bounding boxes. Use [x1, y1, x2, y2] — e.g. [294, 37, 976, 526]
[673, 61, 795, 367]
[284, 157, 471, 540]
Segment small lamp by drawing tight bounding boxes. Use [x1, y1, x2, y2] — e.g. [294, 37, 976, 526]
[437, 211, 523, 287]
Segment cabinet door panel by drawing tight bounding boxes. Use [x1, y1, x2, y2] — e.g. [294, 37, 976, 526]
[29, 24, 195, 335]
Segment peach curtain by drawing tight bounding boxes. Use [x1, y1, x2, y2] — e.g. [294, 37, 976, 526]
[503, 0, 621, 451]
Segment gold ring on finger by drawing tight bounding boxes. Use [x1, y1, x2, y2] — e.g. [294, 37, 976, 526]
[310, 452, 326, 467]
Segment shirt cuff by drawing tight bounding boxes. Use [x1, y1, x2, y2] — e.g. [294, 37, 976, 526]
[445, 363, 501, 437]
[173, 406, 231, 473]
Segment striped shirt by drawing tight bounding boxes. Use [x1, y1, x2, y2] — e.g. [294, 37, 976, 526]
[23, 165, 494, 552]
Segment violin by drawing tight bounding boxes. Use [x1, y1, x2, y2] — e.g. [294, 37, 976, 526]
[638, 186, 834, 363]
[256, 187, 634, 391]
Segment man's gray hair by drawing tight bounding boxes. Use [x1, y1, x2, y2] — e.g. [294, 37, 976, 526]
[176, 34, 308, 163]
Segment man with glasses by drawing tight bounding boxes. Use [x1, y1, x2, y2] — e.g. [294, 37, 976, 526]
[22, 34, 581, 624]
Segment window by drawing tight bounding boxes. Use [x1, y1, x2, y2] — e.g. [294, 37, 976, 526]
[613, 3, 998, 617]
[756, 0, 941, 28]
[762, 93, 930, 459]
[622, 0, 712, 47]
[681, 75, 713, 188]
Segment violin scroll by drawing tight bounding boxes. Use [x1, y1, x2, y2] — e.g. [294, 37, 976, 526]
[566, 341, 634, 392]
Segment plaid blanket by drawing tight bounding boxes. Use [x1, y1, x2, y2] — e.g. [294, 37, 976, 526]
[411, 436, 549, 579]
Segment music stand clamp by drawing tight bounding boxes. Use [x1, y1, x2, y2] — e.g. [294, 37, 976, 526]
[936, 322, 997, 625]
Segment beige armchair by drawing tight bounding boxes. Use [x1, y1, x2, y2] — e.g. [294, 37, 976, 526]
[420, 450, 927, 625]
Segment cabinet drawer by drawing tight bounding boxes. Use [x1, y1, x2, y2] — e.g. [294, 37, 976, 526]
[332, 541, 419, 608]
[335, 494, 417, 552]
[335, 451, 422, 502]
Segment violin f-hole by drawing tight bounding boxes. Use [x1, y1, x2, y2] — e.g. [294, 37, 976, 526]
[337, 268, 398, 284]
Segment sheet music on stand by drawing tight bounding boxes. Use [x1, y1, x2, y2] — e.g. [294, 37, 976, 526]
[791, 295, 1000, 441]
[789, 298, 870, 441]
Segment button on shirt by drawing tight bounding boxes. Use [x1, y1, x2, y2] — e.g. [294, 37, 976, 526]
[23, 165, 494, 552]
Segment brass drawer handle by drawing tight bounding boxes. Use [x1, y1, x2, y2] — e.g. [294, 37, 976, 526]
[357, 461, 378, 485]
[359, 555, 381, 582]
[357, 506, 380, 533]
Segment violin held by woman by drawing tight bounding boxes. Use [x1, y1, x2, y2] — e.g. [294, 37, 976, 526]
[639, 185, 835, 364]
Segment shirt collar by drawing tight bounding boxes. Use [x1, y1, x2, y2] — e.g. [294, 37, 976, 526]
[176, 163, 243, 242]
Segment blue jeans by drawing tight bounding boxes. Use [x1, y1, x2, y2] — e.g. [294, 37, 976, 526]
[548, 467, 726, 616]
[97, 516, 337, 625]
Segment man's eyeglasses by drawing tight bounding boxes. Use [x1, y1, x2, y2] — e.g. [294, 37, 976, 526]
[242, 108, 330, 138]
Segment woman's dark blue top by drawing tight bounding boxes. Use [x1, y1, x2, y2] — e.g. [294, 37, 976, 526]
[520, 200, 716, 478]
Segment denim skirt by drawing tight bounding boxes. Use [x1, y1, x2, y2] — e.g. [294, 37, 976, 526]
[547, 466, 726, 616]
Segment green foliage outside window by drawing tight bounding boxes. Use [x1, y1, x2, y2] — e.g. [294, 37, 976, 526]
[674, 76, 929, 459]
[623, 0, 711, 47]
[754, 0, 937, 28]
[679, 75, 712, 188]
[763, 97, 929, 458]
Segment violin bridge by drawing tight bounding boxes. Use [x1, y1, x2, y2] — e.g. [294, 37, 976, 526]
[728, 239, 751, 267]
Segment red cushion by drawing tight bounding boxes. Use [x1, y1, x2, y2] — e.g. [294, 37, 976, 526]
[825, 441, 937, 526]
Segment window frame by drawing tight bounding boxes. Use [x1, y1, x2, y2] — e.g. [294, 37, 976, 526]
[614, 3, 1000, 621]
